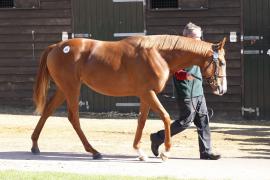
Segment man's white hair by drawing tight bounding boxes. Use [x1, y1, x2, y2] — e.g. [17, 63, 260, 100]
[183, 22, 202, 39]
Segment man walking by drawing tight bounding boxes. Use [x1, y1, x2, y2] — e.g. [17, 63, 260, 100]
[150, 22, 221, 160]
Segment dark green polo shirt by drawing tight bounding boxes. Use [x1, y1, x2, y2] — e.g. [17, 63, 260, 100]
[173, 66, 204, 99]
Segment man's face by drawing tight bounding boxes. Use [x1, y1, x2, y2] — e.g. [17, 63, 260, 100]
[186, 30, 201, 40]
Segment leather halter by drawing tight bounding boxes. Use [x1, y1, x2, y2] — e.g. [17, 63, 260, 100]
[203, 49, 225, 86]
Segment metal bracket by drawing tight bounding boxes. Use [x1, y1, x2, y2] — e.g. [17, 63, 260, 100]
[256, 107, 260, 117]
[242, 50, 260, 55]
[113, 0, 144, 2]
[242, 35, 262, 41]
[79, 100, 90, 110]
[32, 30, 35, 61]
[116, 103, 140, 107]
[113, 31, 146, 37]
[241, 107, 259, 117]
[113, 0, 146, 6]
[72, 33, 91, 38]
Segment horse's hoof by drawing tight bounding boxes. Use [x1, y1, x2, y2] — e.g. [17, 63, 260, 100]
[160, 151, 170, 161]
[138, 155, 149, 161]
[135, 148, 149, 161]
[31, 147, 40, 154]
[93, 153, 103, 160]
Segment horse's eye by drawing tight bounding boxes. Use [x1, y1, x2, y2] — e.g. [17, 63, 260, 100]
[219, 61, 225, 66]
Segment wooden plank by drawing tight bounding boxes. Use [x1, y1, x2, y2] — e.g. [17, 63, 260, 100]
[0, 82, 34, 91]
[205, 94, 241, 103]
[0, 97, 33, 106]
[225, 69, 242, 77]
[212, 109, 241, 118]
[146, 8, 241, 18]
[210, 1, 241, 8]
[0, 49, 51, 58]
[0, 59, 38, 67]
[0, 34, 33, 43]
[204, 25, 241, 34]
[0, 9, 71, 19]
[206, 102, 241, 110]
[0, 67, 37, 75]
[147, 25, 240, 35]
[40, 0, 71, 9]
[0, 18, 71, 26]
[227, 61, 241, 68]
[147, 17, 240, 26]
[226, 52, 241, 59]
[0, 50, 32, 58]
[0, 25, 72, 34]
[0, 75, 35, 83]
[0, 34, 64, 43]
[0, 90, 33, 98]
[0, 41, 60, 50]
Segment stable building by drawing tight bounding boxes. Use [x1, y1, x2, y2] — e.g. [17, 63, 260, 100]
[0, 0, 269, 119]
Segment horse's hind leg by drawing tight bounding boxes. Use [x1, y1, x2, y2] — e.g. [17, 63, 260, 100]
[133, 100, 150, 161]
[31, 89, 65, 154]
[64, 85, 102, 159]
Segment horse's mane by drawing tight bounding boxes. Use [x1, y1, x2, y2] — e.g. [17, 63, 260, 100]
[133, 35, 212, 57]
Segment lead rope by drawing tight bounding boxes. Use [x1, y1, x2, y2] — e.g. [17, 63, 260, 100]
[190, 76, 214, 119]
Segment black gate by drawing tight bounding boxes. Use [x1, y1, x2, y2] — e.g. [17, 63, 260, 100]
[242, 0, 270, 119]
[72, 0, 145, 112]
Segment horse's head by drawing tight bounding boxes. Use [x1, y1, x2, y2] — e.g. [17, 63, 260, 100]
[202, 37, 227, 96]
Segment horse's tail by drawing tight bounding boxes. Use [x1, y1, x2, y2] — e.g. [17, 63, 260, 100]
[33, 44, 56, 114]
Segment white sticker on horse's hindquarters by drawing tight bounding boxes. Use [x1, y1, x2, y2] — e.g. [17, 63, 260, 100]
[63, 46, 70, 53]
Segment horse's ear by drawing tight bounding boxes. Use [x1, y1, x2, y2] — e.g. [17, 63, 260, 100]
[213, 37, 226, 51]
[220, 37, 226, 49]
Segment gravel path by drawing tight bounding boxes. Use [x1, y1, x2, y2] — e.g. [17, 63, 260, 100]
[0, 114, 269, 179]
[0, 152, 269, 180]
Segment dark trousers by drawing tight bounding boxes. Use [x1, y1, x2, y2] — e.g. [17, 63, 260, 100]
[152, 95, 212, 154]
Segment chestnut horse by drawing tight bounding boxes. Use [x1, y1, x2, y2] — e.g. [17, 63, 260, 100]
[32, 35, 227, 160]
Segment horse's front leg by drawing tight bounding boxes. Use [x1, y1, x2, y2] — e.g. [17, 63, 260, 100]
[133, 100, 150, 161]
[141, 90, 172, 161]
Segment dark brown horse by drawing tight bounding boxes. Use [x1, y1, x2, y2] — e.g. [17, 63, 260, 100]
[32, 35, 227, 160]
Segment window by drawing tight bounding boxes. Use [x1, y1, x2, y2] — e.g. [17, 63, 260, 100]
[179, 0, 208, 10]
[151, 0, 178, 9]
[0, 0, 40, 9]
[14, 0, 40, 8]
[149, 0, 208, 10]
[0, 0, 14, 8]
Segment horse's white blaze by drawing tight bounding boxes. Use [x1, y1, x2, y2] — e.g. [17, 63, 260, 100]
[220, 63, 227, 94]
[222, 77, 227, 94]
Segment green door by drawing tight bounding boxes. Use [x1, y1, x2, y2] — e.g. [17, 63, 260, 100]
[242, 0, 270, 119]
[72, 0, 145, 112]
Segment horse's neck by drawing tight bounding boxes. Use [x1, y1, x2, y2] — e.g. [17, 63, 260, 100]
[160, 50, 207, 73]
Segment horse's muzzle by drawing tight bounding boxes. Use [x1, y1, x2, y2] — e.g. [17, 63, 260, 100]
[213, 85, 227, 96]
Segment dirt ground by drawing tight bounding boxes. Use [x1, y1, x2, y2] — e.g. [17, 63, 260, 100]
[0, 110, 270, 179]
[0, 110, 269, 159]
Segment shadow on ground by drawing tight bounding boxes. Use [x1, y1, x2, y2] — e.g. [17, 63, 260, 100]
[0, 151, 141, 162]
[211, 124, 270, 159]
